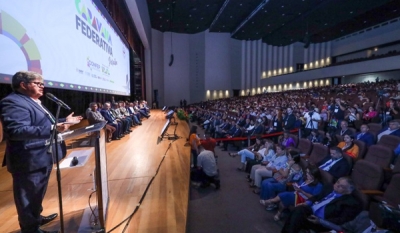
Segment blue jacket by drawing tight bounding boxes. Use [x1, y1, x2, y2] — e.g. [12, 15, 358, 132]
[355, 132, 375, 147]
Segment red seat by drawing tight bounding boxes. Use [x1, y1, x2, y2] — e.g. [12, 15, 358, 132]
[364, 145, 394, 169]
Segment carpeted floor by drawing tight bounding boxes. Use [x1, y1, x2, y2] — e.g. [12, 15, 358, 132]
[186, 124, 285, 233]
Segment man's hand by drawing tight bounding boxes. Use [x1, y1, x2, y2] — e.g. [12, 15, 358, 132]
[66, 112, 83, 123]
[56, 123, 70, 132]
[307, 215, 320, 224]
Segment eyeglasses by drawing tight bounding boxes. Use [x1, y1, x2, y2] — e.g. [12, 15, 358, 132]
[29, 82, 45, 87]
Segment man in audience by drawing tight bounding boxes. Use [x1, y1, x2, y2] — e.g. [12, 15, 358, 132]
[377, 120, 400, 141]
[87, 102, 116, 142]
[336, 120, 353, 136]
[281, 177, 362, 233]
[355, 124, 375, 147]
[192, 145, 220, 189]
[317, 146, 351, 181]
[303, 107, 321, 137]
[222, 122, 242, 151]
[283, 107, 296, 130]
[215, 118, 231, 138]
[330, 98, 346, 124]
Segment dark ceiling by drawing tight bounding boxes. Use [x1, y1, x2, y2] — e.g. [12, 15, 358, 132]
[147, 0, 400, 46]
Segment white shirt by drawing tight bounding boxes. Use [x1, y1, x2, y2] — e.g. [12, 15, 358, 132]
[304, 111, 321, 129]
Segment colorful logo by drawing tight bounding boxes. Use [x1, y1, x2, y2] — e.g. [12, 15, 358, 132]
[75, 0, 112, 45]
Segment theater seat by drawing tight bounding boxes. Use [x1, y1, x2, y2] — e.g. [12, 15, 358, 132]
[301, 143, 329, 168]
[378, 135, 400, 151]
[354, 139, 367, 159]
[297, 138, 313, 156]
[352, 160, 384, 191]
[364, 145, 394, 169]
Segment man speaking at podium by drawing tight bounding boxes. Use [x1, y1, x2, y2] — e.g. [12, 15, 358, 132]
[0, 71, 82, 233]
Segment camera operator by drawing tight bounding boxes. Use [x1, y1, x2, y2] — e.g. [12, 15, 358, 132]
[303, 108, 321, 137]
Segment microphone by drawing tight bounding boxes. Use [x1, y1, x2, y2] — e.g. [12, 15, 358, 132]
[46, 93, 71, 110]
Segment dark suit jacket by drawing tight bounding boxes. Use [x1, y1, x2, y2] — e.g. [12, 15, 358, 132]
[100, 109, 116, 124]
[284, 114, 296, 130]
[318, 156, 351, 180]
[0, 92, 65, 173]
[355, 132, 375, 147]
[310, 192, 362, 225]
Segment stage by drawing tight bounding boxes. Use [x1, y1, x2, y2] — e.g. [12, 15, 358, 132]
[0, 110, 191, 233]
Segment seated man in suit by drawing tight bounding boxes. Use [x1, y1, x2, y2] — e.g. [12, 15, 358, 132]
[100, 102, 123, 140]
[317, 146, 351, 181]
[281, 177, 362, 233]
[222, 123, 243, 151]
[87, 102, 116, 142]
[355, 124, 375, 147]
[377, 120, 400, 142]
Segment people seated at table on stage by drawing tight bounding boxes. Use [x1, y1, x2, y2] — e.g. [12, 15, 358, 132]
[280, 177, 362, 233]
[337, 134, 359, 159]
[250, 145, 288, 194]
[261, 164, 323, 222]
[377, 120, 400, 141]
[110, 102, 132, 134]
[87, 102, 116, 142]
[355, 124, 375, 147]
[100, 102, 124, 140]
[318, 146, 351, 181]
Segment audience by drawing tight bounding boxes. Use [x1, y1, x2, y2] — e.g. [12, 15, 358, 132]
[355, 124, 375, 147]
[281, 177, 362, 233]
[317, 146, 351, 181]
[337, 134, 359, 159]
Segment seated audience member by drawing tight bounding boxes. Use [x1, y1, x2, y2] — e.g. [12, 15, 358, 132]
[363, 106, 378, 122]
[262, 165, 323, 221]
[322, 131, 339, 148]
[355, 124, 375, 147]
[337, 134, 359, 159]
[87, 102, 116, 142]
[191, 145, 220, 189]
[383, 99, 400, 123]
[259, 151, 303, 210]
[119, 101, 140, 126]
[127, 102, 142, 124]
[100, 102, 123, 140]
[377, 120, 400, 141]
[317, 147, 351, 181]
[307, 129, 323, 143]
[222, 122, 243, 151]
[250, 145, 288, 194]
[336, 120, 353, 136]
[279, 130, 296, 148]
[215, 119, 231, 138]
[233, 138, 266, 171]
[133, 100, 150, 118]
[251, 119, 265, 136]
[281, 177, 362, 233]
[244, 140, 276, 174]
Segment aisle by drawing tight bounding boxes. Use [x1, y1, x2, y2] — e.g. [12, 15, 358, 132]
[186, 123, 283, 233]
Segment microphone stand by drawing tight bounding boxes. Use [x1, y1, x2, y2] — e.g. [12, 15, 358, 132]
[48, 104, 65, 233]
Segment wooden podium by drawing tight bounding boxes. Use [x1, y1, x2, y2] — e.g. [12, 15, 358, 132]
[59, 122, 109, 232]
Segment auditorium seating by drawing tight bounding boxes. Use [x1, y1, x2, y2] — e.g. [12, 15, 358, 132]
[364, 145, 394, 169]
[351, 160, 384, 191]
[377, 135, 400, 151]
[296, 138, 313, 156]
[354, 139, 367, 159]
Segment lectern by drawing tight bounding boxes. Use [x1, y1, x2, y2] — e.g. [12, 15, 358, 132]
[59, 122, 109, 232]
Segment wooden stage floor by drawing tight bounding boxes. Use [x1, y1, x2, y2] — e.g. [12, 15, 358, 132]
[0, 110, 191, 233]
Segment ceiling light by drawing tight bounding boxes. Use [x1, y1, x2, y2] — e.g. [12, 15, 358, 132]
[282, 5, 284, 7]
[206, 4, 209, 7]
[223, 25, 225, 27]
[350, 11, 353, 14]
[201, 17, 203, 20]
[240, 3, 242, 6]
[230, 16, 233, 18]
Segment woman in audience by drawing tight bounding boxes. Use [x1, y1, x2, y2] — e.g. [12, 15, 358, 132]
[261, 165, 323, 221]
[322, 131, 339, 148]
[363, 106, 378, 122]
[229, 136, 264, 171]
[250, 145, 288, 194]
[258, 150, 303, 208]
[337, 133, 359, 159]
[279, 130, 296, 148]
